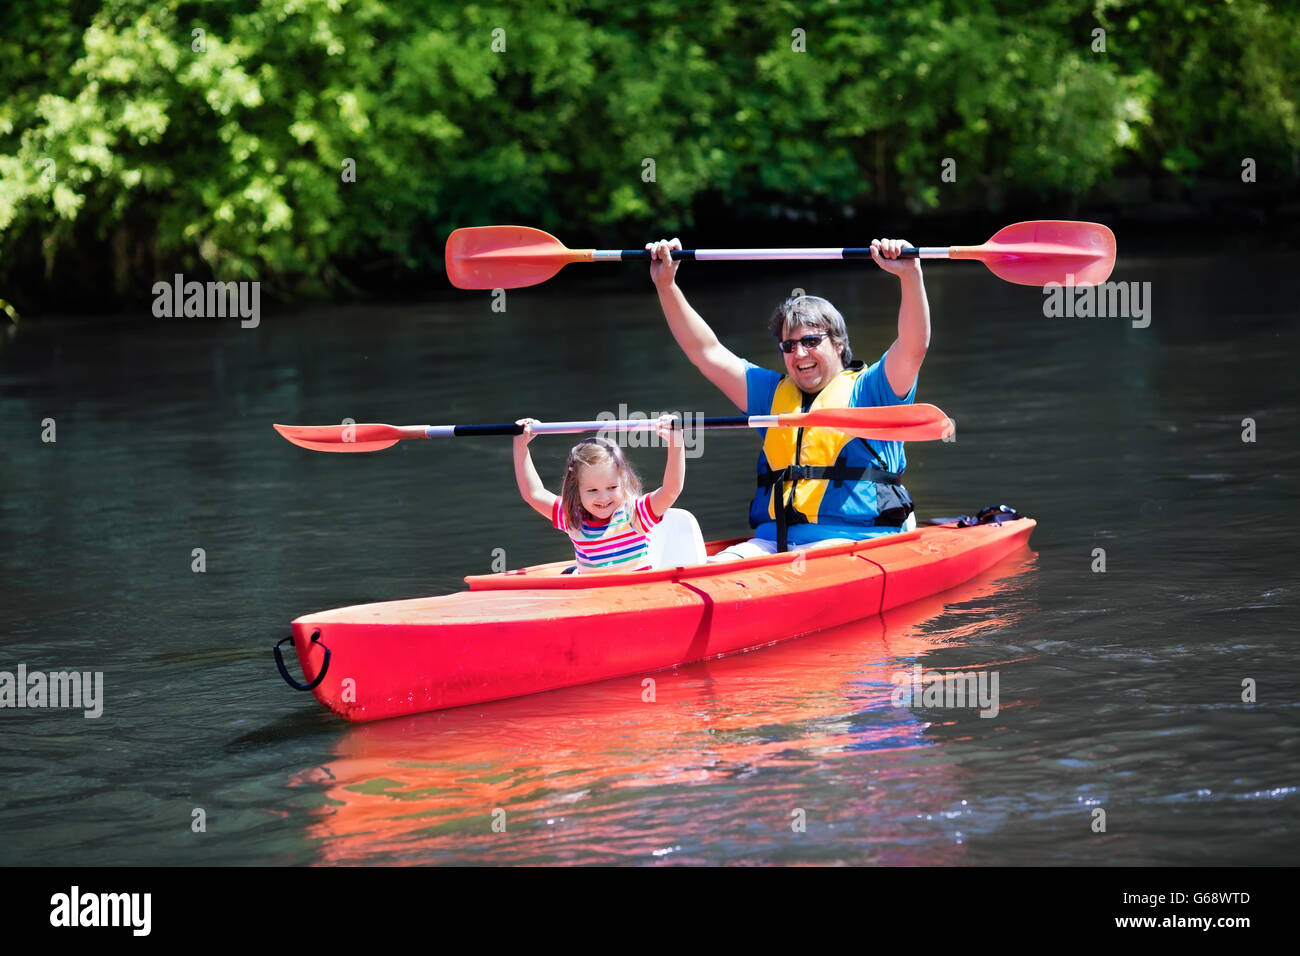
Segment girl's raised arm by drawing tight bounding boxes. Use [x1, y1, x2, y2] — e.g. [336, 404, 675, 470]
[647, 415, 686, 520]
[513, 419, 558, 519]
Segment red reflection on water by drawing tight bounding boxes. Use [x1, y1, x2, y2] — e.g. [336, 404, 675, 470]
[290, 550, 1036, 864]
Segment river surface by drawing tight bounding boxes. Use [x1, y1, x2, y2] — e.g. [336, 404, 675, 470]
[1, 252, 1297, 865]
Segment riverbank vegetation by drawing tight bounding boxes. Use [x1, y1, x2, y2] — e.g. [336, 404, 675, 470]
[1, 0, 1296, 313]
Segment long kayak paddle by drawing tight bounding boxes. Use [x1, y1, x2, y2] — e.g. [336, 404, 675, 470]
[445, 220, 1116, 289]
[273, 404, 954, 453]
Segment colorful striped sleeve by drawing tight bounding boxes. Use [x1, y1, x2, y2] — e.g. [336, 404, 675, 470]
[634, 494, 661, 534]
[551, 498, 567, 532]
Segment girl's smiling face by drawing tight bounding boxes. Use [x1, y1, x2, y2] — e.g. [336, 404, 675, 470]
[577, 460, 624, 521]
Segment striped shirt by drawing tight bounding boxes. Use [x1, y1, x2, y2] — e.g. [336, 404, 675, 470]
[552, 495, 661, 573]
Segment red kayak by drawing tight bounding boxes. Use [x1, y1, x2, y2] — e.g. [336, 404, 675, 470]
[277, 517, 1036, 722]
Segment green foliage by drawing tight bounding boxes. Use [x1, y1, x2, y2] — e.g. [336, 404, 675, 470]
[0, 0, 1295, 310]
[1096, 0, 1300, 182]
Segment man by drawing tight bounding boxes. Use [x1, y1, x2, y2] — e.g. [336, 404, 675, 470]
[646, 236, 930, 558]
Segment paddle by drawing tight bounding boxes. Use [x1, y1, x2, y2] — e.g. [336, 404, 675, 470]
[445, 220, 1116, 289]
[273, 403, 954, 453]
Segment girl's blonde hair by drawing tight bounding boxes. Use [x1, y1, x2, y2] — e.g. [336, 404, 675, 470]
[560, 437, 642, 530]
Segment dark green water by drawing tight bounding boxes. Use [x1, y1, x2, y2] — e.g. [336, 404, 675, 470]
[1, 252, 1296, 864]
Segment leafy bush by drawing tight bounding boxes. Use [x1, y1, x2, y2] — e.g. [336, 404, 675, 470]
[0, 0, 1294, 312]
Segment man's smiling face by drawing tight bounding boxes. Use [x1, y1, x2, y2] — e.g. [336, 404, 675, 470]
[780, 323, 844, 394]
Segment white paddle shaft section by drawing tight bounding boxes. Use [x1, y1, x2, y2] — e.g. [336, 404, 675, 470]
[424, 420, 670, 438]
[599, 246, 953, 261]
[530, 420, 665, 433]
[597, 248, 849, 260]
[697, 248, 848, 260]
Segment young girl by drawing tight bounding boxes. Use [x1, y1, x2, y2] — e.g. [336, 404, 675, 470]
[513, 415, 685, 573]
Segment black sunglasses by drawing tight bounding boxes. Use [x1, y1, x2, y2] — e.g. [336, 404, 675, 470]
[778, 334, 827, 354]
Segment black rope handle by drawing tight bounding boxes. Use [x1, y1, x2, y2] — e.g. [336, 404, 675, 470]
[273, 630, 331, 691]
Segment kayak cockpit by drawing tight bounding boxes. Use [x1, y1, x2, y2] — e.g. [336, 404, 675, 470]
[461, 529, 940, 591]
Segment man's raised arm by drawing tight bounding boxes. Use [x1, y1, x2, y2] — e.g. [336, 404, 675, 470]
[648, 238, 749, 411]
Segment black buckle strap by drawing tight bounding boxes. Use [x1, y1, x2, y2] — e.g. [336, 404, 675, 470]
[765, 463, 912, 552]
[758, 464, 902, 488]
[775, 479, 792, 553]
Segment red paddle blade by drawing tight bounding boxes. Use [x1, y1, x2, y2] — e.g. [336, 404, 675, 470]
[445, 226, 595, 289]
[273, 423, 405, 453]
[954, 220, 1116, 286]
[782, 403, 954, 441]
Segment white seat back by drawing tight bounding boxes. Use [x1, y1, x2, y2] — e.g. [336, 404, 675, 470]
[647, 508, 707, 569]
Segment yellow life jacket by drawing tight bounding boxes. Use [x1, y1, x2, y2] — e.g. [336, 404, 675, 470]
[752, 364, 913, 550]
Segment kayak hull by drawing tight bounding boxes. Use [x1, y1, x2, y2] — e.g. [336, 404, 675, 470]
[288, 517, 1035, 722]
